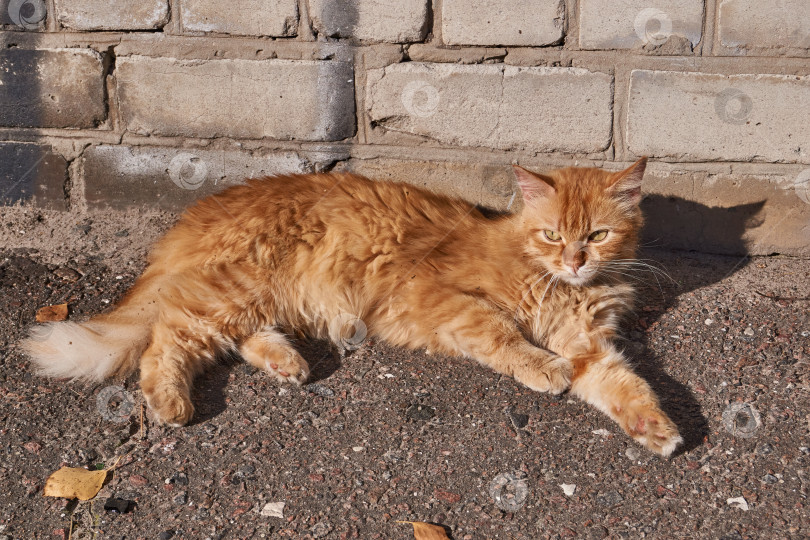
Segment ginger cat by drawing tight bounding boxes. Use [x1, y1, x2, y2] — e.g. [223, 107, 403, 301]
[24, 158, 683, 456]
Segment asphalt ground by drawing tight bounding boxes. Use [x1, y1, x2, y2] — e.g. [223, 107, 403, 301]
[0, 247, 808, 539]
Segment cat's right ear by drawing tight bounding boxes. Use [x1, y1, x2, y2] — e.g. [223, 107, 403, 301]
[512, 165, 556, 204]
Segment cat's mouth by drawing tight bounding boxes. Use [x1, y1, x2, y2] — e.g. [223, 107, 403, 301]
[558, 265, 598, 287]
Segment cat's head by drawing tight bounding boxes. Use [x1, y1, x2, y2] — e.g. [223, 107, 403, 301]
[514, 158, 646, 287]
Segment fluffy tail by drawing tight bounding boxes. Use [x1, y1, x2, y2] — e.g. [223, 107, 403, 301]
[22, 274, 161, 381]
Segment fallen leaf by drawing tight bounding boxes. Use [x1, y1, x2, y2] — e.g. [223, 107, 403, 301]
[397, 521, 450, 539]
[36, 303, 68, 322]
[43, 467, 109, 501]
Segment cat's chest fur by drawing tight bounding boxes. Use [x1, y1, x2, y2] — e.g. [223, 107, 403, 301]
[520, 281, 635, 359]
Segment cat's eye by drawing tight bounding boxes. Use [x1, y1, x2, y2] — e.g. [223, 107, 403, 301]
[589, 230, 608, 242]
[543, 230, 561, 242]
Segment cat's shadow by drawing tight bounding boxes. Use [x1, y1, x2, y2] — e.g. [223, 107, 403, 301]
[189, 339, 343, 425]
[618, 195, 766, 454]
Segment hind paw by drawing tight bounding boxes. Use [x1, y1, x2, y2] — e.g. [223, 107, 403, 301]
[145, 390, 194, 427]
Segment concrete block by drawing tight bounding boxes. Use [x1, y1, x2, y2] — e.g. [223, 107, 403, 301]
[627, 70, 810, 163]
[642, 167, 810, 256]
[83, 145, 311, 210]
[182, 0, 298, 37]
[308, 0, 428, 42]
[55, 0, 169, 30]
[366, 62, 613, 153]
[719, 0, 810, 50]
[442, 0, 564, 46]
[0, 48, 105, 129]
[0, 143, 67, 209]
[579, 0, 703, 50]
[116, 56, 356, 141]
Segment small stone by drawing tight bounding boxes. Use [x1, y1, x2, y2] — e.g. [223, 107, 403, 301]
[756, 442, 774, 455]
[559, 483, 576, 497]
[172, 491, 187, 505]
[591, 428, 611, 437]
[625, 447, 641, 461]
[129, 474, 148, 487]
[103, 497, 133, 513]
[115, 229, 130, 237]
[744, 327, 755, 336]
[405, 404, 436, 421]
[507, 408, 529, 429]
[352, 446, 365, 452]
[596, 490, 624, 507]
[166, 472, 189, 486]
[158, 531, 175, 540]
[705, 318, 714, 326]
[310, 521, 332, 538]
[53, 267, 81, 282]
[727, 496, 749, 511]
[306, 383, 335, 397]
[261, 501, 285, 518]
[434, 489, 462, 503]
[761, 474, 778, 484]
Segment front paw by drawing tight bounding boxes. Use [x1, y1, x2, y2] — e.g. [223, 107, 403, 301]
[516, 355, 572, 395]
[619, 400, 683, 457]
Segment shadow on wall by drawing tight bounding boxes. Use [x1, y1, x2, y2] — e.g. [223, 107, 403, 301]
[641, 195, 766, 256]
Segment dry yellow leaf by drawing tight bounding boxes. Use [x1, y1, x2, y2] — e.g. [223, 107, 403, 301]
[36, 303, 68, 322]
[43, 467, 108, 501]
[397, 521, 450, 540]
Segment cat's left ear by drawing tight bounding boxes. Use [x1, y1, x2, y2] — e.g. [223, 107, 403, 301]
[513, 165, 556, 204]
[607, 157, 647, 205]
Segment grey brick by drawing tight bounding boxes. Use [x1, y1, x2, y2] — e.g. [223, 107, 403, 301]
[579, 0, 703, 50]
[367, 63, 613, 153]
[719, 0, 810, 50]
[82, 145, 312, 210]
[116, 56, 356, 141]
[627, 70, 810, 163]
[54, 0, 169, 30]
[182, 0, 298, 37]
[0, 143, 67, 209]
[442, 0, 564, 46]
[308, 0, 428, 42]
[0, 48, 105, 129]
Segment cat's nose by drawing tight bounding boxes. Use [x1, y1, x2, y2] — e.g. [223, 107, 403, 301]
[571, 251, 587, 273]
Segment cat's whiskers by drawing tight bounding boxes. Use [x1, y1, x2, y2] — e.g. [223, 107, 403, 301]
[598, 268, 658, 288]
[536, 274, 558, 310]
[605, 259, 675, 283]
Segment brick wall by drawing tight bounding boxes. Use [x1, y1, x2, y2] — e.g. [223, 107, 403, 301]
[0, 0, 808, 255]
